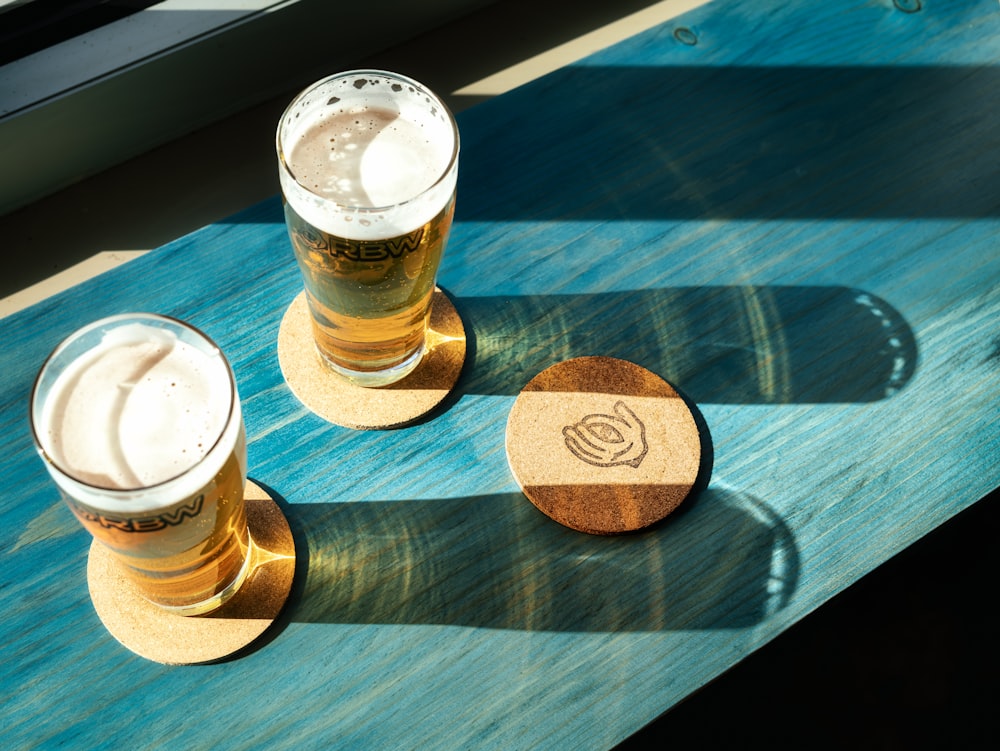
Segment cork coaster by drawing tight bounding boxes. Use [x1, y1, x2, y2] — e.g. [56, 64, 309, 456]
[505, 356, 701, 535]
[277, 288, 466, 429]
[87, 481, 296, 665]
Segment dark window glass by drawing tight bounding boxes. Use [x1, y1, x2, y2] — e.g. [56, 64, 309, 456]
[0, 0, 160, 66]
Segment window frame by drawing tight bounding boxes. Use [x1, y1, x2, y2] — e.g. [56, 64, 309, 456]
[0, 0, 494, 214]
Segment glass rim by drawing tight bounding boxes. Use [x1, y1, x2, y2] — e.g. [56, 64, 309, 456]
[29, 312, 239, 496]
[275, 68, 460, 214]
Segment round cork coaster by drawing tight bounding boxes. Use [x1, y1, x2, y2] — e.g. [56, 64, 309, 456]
[87, 481, 296, 665]
[277, 288, 466, 429]
[505, 356, 701, 535]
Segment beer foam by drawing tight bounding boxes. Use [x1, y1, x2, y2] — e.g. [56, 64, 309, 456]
[278, 72, 458, 240]
[38, 322, 240, 509]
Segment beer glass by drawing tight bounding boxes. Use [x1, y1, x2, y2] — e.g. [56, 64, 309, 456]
[277, 70, 460, 387]
[30, 314, 251, 616]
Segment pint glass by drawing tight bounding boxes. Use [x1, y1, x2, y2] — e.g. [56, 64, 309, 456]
[30, 314, 251, 615]
[277, 70, 460, 387]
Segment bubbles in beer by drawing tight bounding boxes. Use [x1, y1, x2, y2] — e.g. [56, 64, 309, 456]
[278, 72, 458, 240]
[41, 324, 232, 491]
[288, 107, 445, 213]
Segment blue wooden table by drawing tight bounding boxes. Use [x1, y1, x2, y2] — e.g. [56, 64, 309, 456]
[3, 1, 998, 748]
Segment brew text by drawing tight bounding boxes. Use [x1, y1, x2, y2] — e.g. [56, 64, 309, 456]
[72, 494, 205, 532]
[295, 226, 425, 262]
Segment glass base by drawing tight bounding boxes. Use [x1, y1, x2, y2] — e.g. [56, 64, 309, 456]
[147, 537, 256, 617]
[318, 343, 426, 387]
[87, 483, 297, 663]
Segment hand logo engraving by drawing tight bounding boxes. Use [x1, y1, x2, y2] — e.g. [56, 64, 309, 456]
[562, 400, 648, 468]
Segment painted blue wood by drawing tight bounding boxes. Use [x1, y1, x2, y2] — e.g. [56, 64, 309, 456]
[2, 1, 998, 748]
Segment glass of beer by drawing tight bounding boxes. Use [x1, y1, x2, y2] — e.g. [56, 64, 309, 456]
[30, 314, 251, 616]
[276, 70, 460, 387]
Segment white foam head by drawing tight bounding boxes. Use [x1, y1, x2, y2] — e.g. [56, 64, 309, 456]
[32, 315, 242, 513]
[277, 70, 459, 240]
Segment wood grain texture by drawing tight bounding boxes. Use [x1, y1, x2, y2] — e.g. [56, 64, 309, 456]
[2, 1, 998, 748]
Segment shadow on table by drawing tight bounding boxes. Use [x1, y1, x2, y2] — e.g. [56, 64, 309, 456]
[457, 65, 1000, 221]
[279, 485, 797, 632]
[452, 285, 916, 404]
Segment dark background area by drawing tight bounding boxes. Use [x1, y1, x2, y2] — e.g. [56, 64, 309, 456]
[618, 488, 998, 749]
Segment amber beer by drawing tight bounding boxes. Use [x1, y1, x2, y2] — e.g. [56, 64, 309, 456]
[277, 70, 460, 386]
[282, 198, 454, 377]
[30, 314, 251, 615]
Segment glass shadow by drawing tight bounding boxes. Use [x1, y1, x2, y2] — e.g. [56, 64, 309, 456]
[453, 286, 916, 403]
[282, 486, 798, 632]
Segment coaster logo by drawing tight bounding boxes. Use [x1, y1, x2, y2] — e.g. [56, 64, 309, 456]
[562, 401, 648, 468]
